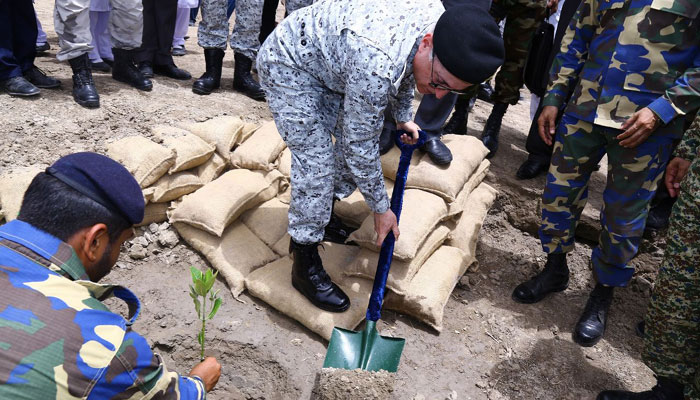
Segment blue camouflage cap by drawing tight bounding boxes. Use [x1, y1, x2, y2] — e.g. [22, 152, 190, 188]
[46, 152, 144, 225]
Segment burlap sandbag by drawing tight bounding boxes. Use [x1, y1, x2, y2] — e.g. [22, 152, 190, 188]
[445, 183, 497, 260]
[196, 153, 228, 185]
[239, 122, 259, 144]
[240, 197, 289, 248]
[347, 189, 447, 260]
[151, 172, 203, 203]
[345, 224, 450, 295]
[170, 169, 287, 236]
[162, 134, 216, 173]
[334, 179, 394, 228]
[0, 166, 42, 222]
[176, 221, 278, 298]
[106, 136, 176, 188]
[245, 243, 369, 340]
[446, 159, 490, 218]
[271, 233, 291, 256]
[381, 135, 489, 202]
[277, 148, 291, 178]
[230, 120, 286, 171]
[184, 116, 245, 158]
[385, 246, 470, 332]
[137, 202, 169, 227]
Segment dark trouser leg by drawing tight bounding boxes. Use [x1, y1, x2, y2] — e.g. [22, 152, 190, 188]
[0, 0, 37, 80]
[414, 93, 458, 135]
[259, 0, 279, 44]
[153, 0, 178, 66]
[135, 0, 157, 64]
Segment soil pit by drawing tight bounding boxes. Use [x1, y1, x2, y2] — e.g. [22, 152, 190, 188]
[312, 368, 396, 400]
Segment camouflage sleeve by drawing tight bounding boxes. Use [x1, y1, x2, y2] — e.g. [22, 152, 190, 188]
[674, 111, 700, 161]
[89, 330, 206, 400]
[389, 74, 416, 124]
[542, 0, 595, 109]
[647, 57, 700, 125]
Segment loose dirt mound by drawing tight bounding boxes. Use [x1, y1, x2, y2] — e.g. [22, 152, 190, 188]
[313, 368, 396, 400]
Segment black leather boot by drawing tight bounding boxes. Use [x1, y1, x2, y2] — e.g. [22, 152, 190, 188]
[24, 66, 61, 89]
[444, 96, 470, 135]
[512, 253, 569, 304]
[154, 63, 191, 80]
[290, 240, 350, 312]
[193, 48, 225, 95]
[420, 131, 453, 165]
[516, 156, 550, 180]
[2, 76, 40, 97]
[573, 283, 614, 347]
[138, 61, 154, 78]
[233, 52, 265, 101]
[112, 48, 153, 91]
[68, 54, 100, 108]
[379, 126, 395, 155]
[482, 102, 508, 158]
[597, 376, 685, 400]
[323, 200, 357, 245]
[478, 82, 494, 103]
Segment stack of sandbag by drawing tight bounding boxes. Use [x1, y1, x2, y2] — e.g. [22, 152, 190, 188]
[0, 166, 44, 224]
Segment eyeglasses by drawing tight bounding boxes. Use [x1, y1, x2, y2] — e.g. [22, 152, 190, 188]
[429, 51, 472, 95]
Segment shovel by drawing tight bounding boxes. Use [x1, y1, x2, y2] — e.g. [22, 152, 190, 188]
[323, 129, 428, 373]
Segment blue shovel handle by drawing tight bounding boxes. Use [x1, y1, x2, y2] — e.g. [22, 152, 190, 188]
[366, 130, 428, 322]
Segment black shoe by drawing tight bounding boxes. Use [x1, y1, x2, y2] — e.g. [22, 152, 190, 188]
[90, 61, 111, 73]
[233, 52, 266, 101]
[379, 126, 395, 155]
[482, 102, 508, 159]
[172, 45, 186, 56]
[324, 214, 356, 245]
[478, 82, 494, 103]
[444, 96, 470, 135]
[290, 240, 350, 313]
[420, 132, 452, 165]
[138, 62, 154, 78]
[103, 58, 114, 67]
[68, 54, 100, 108]
[645, 196, 675, 231]
[516, 157, 549, 180]
[573, 284, 614, 347]
[24, 66, 61, 89]
[635, 320, 645, 338]
[597, 377, 685, 400]
[112, 48, 153, 91]
[512, 253, 569, 303]
[35, 42, 50, 54]
[193, 48, 225, 95]
[154, 63, 192, 80]
[2, 76, 40, 97]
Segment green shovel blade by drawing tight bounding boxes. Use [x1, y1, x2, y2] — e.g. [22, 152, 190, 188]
[323, 321, 405, 372]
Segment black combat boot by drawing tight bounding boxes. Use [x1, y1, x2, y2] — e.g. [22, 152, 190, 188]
[596, 376, 685, 400]
[290, 240, 350, 312]
[512, 253, 569, 304]
[112, 48, 153, 91]
[481, 102, 508, 158]
[444, 96, 470, 135]
[233, 52, 265, 101]
[68, 54, 100, 108]
[323, 200, 357, 245]
[379, 126, 395, 155]
[573, 283, 614, 346]
[477, 81, 494, 103]
[192, 48, 225, 95]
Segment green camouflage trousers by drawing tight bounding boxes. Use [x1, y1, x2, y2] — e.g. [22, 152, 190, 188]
[642, 155, 700, 399]
[539, 114, 675, 286]
[490, 0, 547, 104]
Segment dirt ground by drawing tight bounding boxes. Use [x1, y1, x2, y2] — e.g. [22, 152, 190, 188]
[0, 4, 666, 399]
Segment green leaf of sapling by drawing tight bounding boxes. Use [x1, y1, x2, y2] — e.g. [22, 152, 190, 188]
[208, 298, 222, 320]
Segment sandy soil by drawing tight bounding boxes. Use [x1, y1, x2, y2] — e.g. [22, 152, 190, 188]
[0, 4, 666, 399]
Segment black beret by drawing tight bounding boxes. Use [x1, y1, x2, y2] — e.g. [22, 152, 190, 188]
[433, 4, 505, 84]
[46, 152, 144, 225]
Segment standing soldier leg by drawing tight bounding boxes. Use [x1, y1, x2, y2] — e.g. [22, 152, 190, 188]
[229, 0, 266, 100]
[109, 0, 152, 91]
[482, 0, 547, 158]
[193, 0, 228, 95]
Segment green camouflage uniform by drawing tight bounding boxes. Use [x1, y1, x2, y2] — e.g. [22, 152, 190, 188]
[643, 112, 700, 399]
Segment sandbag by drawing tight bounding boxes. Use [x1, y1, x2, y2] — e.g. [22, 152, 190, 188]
[136, 202, 169, 226]
[196, 153, 228, 185]
[230, 120, 286, 171]
[176, 221, 278, 298]
[445, 183, 497, 261]
[151, 172, 203, 203]
[345, 225, 450, 295]
[347, 189, 447, 260]
[271, 233, 291, 257]
[381, 135, 489, 202]
[170, 169, 287, 236]
[162, 134, 216, 173]
[239, 122, 259, 144]
[245, 243, 369, 340]
[106, 136, 176, 188]
[0, 166, 42, 222]
[446, 159, 490, 218]
[184, 116, 245, 158]
[333, 179, 394, 228]
[277, 148, 291, 178]
[240, 197, 289, 248]
[384, 246, 470, 332]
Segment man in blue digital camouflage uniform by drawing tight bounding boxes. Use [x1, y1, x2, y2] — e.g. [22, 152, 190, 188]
[0, 152, 221, 399]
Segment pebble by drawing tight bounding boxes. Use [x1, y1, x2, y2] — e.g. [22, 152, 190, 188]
[149, 223, 159, 234]
[290, 338, 303, 346]
[447, 390, 458, 399]
[158, 222, 171, 231]
[413, 395, 425, 400]
[131, 236, 149, 248]
[128, 244, 147, 260]
[475, 381, 487, 389]
[158, 230, 179, 248]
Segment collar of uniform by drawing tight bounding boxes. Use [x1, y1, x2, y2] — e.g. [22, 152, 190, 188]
[0, 220, 90, 281]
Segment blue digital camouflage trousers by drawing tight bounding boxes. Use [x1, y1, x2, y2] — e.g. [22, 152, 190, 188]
[539, 113, 675, 286]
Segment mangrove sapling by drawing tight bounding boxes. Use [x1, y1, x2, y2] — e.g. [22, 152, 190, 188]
[189, 266, 223, 361]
